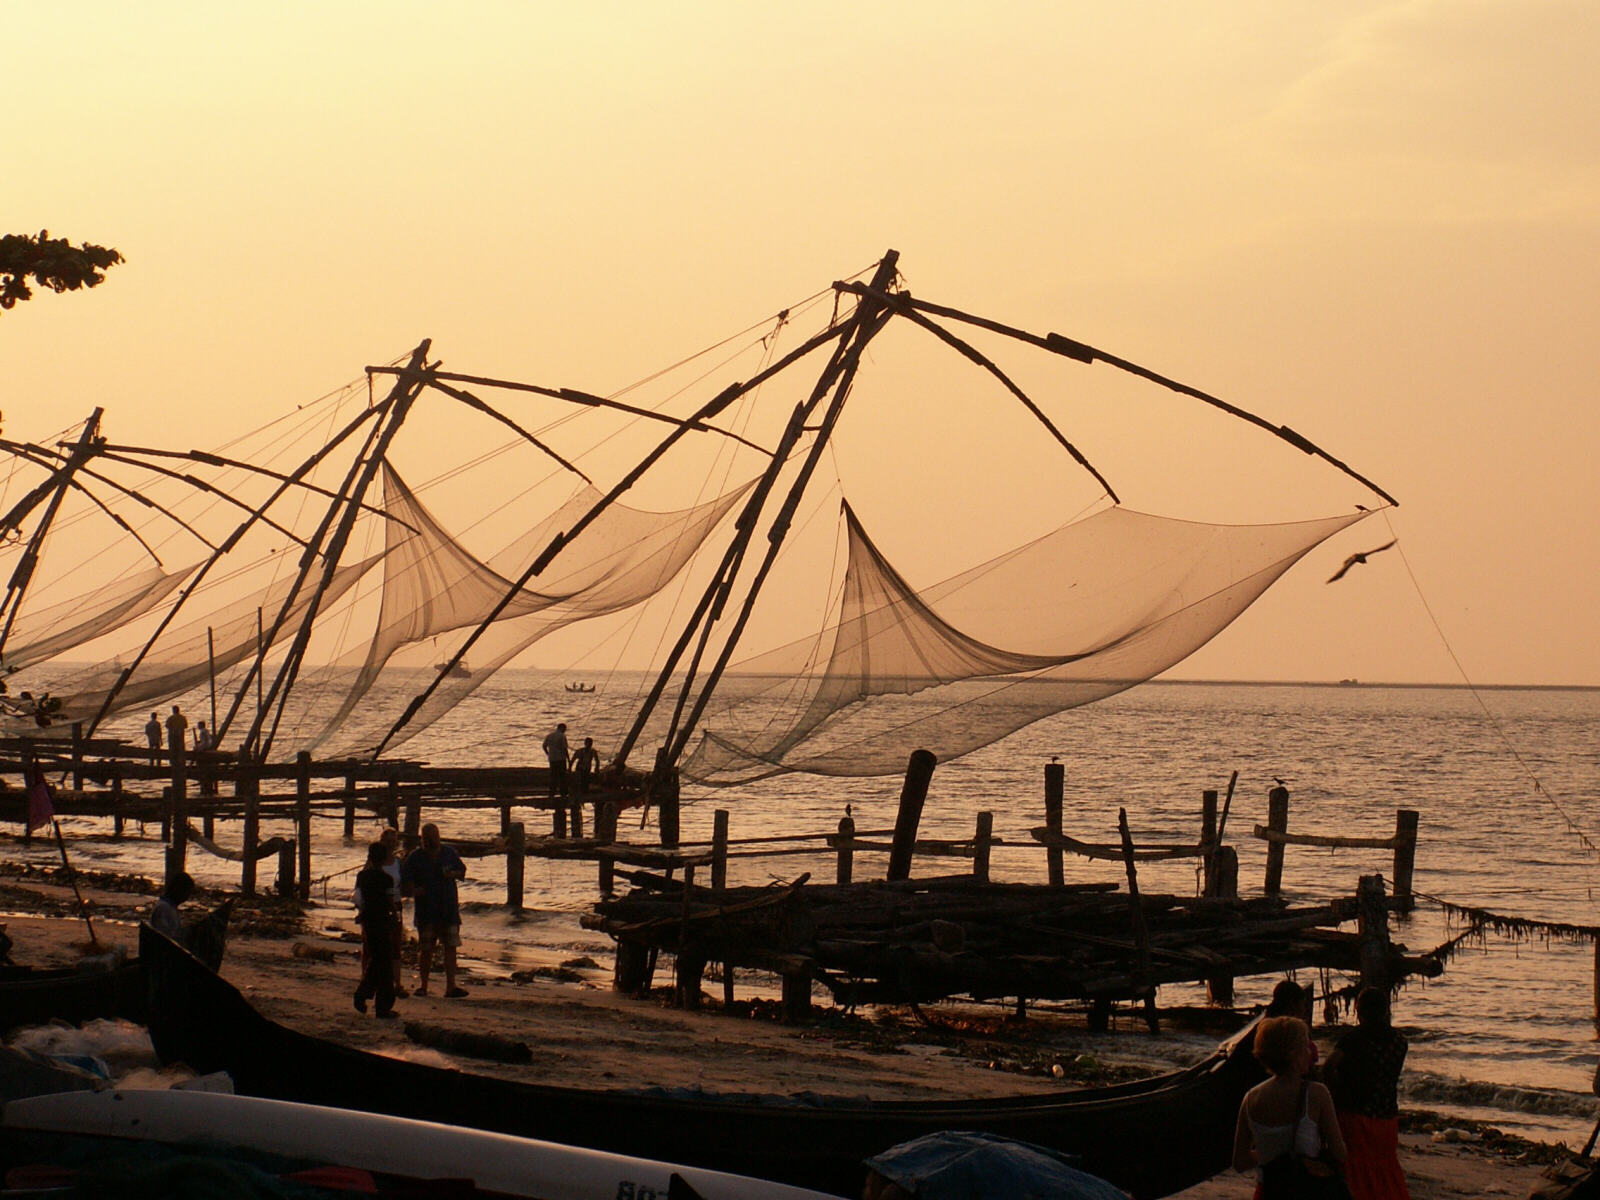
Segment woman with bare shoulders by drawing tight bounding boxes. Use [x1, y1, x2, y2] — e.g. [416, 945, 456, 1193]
[1234, 1016, 1348, 1198]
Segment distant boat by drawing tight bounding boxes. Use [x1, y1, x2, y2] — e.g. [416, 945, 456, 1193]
[435, 660, 472, 679]
[565, 682, 596, 694]
[1338, 678, 1359, 687]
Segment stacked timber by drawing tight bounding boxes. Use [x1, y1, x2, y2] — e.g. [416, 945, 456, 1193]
[581, 873, 1443, 1012]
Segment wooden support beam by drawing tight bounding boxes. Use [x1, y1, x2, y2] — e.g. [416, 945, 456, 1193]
[295, 751, 312, 902]
[1044, 761, 1065, 886]
[888, 749, 936, 882]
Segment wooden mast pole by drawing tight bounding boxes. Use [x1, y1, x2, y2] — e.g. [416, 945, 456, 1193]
[368, 321, 854, 762]
[0, 409, 103, 661]
[656, 251, 902, 775]
[241, 340, 433, 760]
[84, 402, 390, 739]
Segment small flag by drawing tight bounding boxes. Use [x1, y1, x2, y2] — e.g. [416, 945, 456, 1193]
[26, 763, 54, 832]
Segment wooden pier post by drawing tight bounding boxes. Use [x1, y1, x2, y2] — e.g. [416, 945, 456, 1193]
[500, 802, 512, 837]
[70, 722, 84, 792]
[295, 751, 312, 903]
[711, 809, 729, 891]
[111, 763, 124, 838]
[505, 821, 525, 911]
[570, 794, 584, 840]
[403, 790, 421, 850]
[973, 811, 993, 883]
[342, 773, 357, 838]
[1392, 809, 1419, 906]
[385, 777, 400, 830]
[1118, 807, 1160, 1033]
[1200, 788, 1218, 894]
[20, 738, 34, 846]
[1205, 845, 1240, 1006]
[1044, 762, 1065, 887]
[654, 747, 680, 849]
[167, 734, 188, 890]
[277, 839, 295, 897]
[1263, 785, 1290, 898]
[596, 801, 619, 895]
[835, 809, 855, 884]
[240, 762, 259, 897]
[614, 939, 649, 994]
[1357, 873, 1391, 991]
[552, 801, 567, 838]
[888, 749, 937, 882]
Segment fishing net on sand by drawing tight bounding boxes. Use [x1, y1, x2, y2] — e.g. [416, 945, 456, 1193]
[681, 503, 1371, 783]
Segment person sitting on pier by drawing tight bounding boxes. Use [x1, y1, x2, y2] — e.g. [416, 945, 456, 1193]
[144, 712, 162, 766]
[1324, 988, 1409, 1200]
[352, 841, 399, 1018]
[402, 823, 468, 999]
[149, 872, 195, 940]
[1232, 1015, 1348, 1197]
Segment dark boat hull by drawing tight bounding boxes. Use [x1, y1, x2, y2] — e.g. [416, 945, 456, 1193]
[141, 924, 1260, 1198]
[1, 904, 230, 1036]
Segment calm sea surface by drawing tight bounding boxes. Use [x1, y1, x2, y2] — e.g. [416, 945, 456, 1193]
[28, 679, 1600, 1145]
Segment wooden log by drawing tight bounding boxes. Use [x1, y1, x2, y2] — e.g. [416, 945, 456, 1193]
[887, 749, 937, 882]
[781, 963, 813, 1024]
[111, 762, 124, 838]
[1263, 785, 1290, 897]
[342, 772, 357, 838]
[240, 762, 258, 897]
[1392, 809, 1419, 904]
[167, 733, 188, 890]
[1200, 788, 1218, 893]
[1254, 827, 1399, 850]
[835, 810, 855, 884]
[505, 821, 525, 911]
[1117, 808, 1159, 1033]
[711, 809, 728, 891]
[973, 811, 993, 883]
[614, 938, 650, 994]
[1044, 761, 1065, 887]
[71, 722, 84, 792]
[295, 751, 312, 903]
[1357, 873, 1391, 991]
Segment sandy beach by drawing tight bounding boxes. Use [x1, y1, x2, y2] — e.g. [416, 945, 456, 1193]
[1, 868, 1564, 1198]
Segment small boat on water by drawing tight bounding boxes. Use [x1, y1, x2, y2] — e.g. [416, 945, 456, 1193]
[0, 903, 230, 1036]
[435, 660, 472, 679]
[565, 682, 596, 693]
[140, 925, 1263, 1198]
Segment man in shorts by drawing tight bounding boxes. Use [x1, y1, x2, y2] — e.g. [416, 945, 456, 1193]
[401, 823, 468, 998]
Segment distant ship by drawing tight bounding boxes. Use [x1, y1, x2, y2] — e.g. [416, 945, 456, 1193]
[435, 660, 472, 679]
[565, 682, 596, 693]
[1337, 678, 1359, 687]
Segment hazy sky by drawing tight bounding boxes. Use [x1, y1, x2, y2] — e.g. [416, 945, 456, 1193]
[7, 1, 1598, 686]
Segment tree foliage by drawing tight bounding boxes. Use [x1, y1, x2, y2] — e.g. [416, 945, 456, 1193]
[0, 230, 124, 311]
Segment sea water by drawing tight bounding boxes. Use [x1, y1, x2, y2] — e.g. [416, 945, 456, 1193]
[22, 680, 1600, 1146]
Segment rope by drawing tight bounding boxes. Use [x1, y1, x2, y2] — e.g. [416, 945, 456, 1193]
[1412, 889, 1600, 942]
[1384, 512, 1600, 861]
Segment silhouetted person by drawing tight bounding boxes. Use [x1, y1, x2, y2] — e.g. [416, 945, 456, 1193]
[150, 871, 195, 940]
[402, 823, 467, 998]
[353, 841, 399, 1018]
[1325, 988, 1409, 1199]
[165, 705, 188, 763]
[542, 722, 570, 801]
[144, 713, 162, 766]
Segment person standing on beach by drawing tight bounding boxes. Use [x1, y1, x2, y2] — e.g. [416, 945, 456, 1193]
[402, 823, 468, 998]
[1324, 988, 1410, 1200]
[542, 722, 570, 803]
[352, 841, 399, 1018]
[379, 826, 406, 997]
[149, 871, 194, 940]
[165, 704, 188, 763]
[1232, 1016, 1347, 1195]
[144, 713, 162, 766]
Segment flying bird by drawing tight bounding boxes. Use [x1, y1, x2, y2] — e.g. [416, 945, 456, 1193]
[1327, 539, 1398, 583]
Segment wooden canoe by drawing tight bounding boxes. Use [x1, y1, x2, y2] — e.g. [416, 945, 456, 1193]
[141, 923, 1261, 1198]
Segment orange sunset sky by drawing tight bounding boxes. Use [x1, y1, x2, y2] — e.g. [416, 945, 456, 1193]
[6, 2, 1598, 686]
